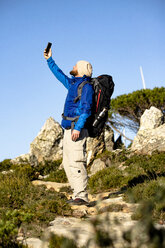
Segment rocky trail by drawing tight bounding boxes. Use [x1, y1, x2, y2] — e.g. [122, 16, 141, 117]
[20, 180, 139, 248]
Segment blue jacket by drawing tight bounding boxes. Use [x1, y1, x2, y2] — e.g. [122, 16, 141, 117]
[47, 57, 94, 131]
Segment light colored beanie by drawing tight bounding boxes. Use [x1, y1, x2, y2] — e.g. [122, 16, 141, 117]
[76, 60, 93, 77]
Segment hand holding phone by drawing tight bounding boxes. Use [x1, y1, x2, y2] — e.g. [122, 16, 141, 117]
[44, 42, 52, 59]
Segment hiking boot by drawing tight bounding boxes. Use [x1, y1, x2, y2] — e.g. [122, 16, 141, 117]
[68, 198, 89, 206]
[66, 198, 74, 204]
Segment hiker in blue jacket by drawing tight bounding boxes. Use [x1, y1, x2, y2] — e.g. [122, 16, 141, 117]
[44, 47, 94, 205]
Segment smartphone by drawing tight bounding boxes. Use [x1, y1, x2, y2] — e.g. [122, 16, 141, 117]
[45, 42, 52, 54]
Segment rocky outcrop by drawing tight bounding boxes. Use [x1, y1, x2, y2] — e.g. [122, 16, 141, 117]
[12, 117, 63, 165]
[104, 125, 114, 151]
[86, 126, 114, 165]
[131, 106, 165, 154]
[30, 117, 63, 163]
[86, 133, 105, 165]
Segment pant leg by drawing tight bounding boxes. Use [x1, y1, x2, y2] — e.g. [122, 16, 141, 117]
[62, 130, 74, 190]
[63, 129, 88, 202]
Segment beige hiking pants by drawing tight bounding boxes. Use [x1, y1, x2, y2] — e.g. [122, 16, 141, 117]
[63, 128, 88, 201]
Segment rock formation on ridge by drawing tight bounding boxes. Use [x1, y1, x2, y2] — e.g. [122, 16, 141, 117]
[131, 106, 165, 154]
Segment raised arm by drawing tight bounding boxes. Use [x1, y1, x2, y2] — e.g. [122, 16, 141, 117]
[44, 48, 71, 89]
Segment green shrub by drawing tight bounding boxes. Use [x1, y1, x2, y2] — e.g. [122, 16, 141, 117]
[124, 177, 165, 222]
[125, 152, 165, 176]
[142, 152, 165, 176]
[48, 233, 78, 248]
[124, 180, 160, 203]
[0, 159, 12, 172]
[34, 159, 62, 176]
[122, 152, 165, 188]
[0, 172, 31, 209]
[44, 168, 68, 183]
[0, 209, 28, 247]
[88, 167, 124, 193]
[96, 149, 128, 165]
[12, 159, 62, 180]
[0, 171, 72, 239]
[14, 163, 38, 181]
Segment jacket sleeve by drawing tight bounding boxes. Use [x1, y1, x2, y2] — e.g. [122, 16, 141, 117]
[74, 84, 94, 131]
[47, 57, 71, 89]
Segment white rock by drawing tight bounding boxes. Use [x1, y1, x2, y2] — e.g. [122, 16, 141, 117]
[32, 180, 69, 192]
[11, 153, 31, 164]
[131, 106, 165, 154]
[104, 125, 114, 151]
[86, 133, 105, 165]
[90, 158, 106, 176]
[30, 117, 63, 163]
[24, 238, 48, 248]
[139, 106, 163, 131]
[1, 169, 14, 174]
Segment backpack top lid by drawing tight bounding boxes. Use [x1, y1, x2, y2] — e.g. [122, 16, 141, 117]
[75, 74, 115, 104]
[93, 74, 115, 97]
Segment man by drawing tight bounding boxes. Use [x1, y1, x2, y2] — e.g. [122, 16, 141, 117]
[44, 47, 94, 205]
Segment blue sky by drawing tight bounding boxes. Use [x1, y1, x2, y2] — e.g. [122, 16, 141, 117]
[0, 0, 164, 161]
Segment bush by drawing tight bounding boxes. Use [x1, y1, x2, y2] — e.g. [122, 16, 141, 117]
[44, 168, 68, 183]
[0, 172, 31, 209]
[0, 171, 72, 239]
[48, 233, 78, 248]
[96, 149, 128, 165]
[0, 159, 12, 172]
[12, 159, 62, 180]
[88, 167, 124, 193]
[14, 163, 38, 181]
[124, 177, 165, 222]
[0, 210, 28, 247]
[34, 159, 62, 176]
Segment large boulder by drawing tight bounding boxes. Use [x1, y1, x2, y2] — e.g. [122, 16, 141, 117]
[30, 117, 63, 163]
[131, 106, 165, 154]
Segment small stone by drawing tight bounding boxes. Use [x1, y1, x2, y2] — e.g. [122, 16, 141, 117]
[72, 209, 87, 218]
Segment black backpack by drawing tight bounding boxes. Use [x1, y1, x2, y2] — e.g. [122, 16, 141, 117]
[75, 74, 115, 137]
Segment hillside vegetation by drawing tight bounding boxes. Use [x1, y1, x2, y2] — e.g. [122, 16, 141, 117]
[0, 149, 165, 247]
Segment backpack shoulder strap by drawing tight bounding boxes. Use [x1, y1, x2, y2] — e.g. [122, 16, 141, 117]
[74, 81, 92, 103]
